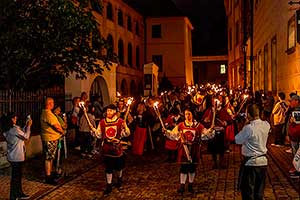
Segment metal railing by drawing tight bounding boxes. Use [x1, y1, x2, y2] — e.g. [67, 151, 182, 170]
[0, 86, 65, 141]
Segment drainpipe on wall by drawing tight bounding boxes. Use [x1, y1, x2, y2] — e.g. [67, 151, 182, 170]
[143, 16, 147, 65]
[250, 0, 254, 94]
[243, 0, 247, 90]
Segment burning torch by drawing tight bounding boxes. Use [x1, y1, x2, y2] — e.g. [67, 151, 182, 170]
[79, 101, 94, 129]
[237, 94, 249, 114]
[124, 97, 133, 121]
[153, 101, 166, 130]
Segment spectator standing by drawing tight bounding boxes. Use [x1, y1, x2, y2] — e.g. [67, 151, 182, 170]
[287, 95, 300, 178]
[40, 97, 64, 184]
[236, 104, 270, 200]
[271, 92, 288, 147]
[2, 112, 32, 200]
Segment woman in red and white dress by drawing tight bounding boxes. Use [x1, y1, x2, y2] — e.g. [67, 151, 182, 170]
[163, 108, 215, 194]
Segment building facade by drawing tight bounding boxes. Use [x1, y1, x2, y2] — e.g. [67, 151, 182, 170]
[225, 0, 300, 94]
[224, 0, 245, 89]
[66, 0, 194, 107]
[146, 17, 194, 86]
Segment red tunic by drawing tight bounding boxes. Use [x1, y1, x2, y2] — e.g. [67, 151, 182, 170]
[176, 121, 204, 164]
[219, 106, 235, 142]
[164, 114, 181, 150]
[99, 118, 125, 157]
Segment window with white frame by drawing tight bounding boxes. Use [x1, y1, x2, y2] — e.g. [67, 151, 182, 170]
[287, 15, 296, 53]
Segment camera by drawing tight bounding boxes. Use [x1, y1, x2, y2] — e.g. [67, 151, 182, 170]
[292, 111, 300, 124]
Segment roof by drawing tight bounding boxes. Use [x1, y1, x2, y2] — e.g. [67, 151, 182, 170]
[123, 0, 184, 17]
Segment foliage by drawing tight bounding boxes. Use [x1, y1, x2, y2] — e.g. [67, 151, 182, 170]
[0, 0, 117, 90]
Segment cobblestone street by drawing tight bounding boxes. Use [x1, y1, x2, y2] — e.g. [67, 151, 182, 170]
[1, 143, 300, 200]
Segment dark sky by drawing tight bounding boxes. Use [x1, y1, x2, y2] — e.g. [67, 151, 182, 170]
[172, 0, 227, 56]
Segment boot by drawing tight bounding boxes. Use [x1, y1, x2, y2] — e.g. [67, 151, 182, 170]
[45, 175, 58, 185]
[115, 177, 122, 188]
[188, 183, 195, 193]
[177, 184, 185, 194]
[103, 184, 112, 195]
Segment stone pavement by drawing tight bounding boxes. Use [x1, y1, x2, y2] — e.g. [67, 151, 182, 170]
[0, 143, 300, 200]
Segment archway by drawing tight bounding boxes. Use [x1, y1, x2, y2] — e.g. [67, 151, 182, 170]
[121, 79, 128, 96]
[90, 76, 110, 107]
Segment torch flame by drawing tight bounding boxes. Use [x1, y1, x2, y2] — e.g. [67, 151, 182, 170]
[117, 92, 121, 97]
[79, 101, 85, 108]
[161, 92, 164, 96]
[127, 97, 133, 106]
[243, 94, 249, 99]
[153, 101, 159, 108]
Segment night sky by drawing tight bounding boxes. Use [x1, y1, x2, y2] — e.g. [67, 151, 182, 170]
[172, 0, 227, 56]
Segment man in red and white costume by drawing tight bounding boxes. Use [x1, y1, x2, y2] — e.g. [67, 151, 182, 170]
[92, 104, 130, 195]
[163, 108, 215, 194]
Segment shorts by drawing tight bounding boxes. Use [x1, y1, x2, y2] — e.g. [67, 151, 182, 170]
[43, 140, 58, 160]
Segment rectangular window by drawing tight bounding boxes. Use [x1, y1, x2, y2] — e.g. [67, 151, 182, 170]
[152, 55, 163, 72]
[235, 21, 239, 46]
[264, 44, 268, 91]
[287, 15, 296, 54]
[258, 50, 262, 89]
[220, 64, 226, 74]
[271, 36, 277, 92]
[229, 28, 232, 50]
[152, 24, 162, 38]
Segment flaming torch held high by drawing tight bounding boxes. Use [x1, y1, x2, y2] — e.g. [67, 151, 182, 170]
[79, 101, 94, 129]
[153, 101, 166, 130]
[124, 97, 133, 121]
[237, 94, 249, 114]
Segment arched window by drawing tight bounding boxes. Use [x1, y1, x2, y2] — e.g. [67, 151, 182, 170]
[128, 43, 133, 67]
[107, 34, 114, 54]
[118, 39, 124, 65]
[118, 9, 123, 26]
[106, 2, 113, 21]
[136, 46, 140, 69]
[127, 16, 132, 31]
[135, 22, 140, 36]
[121, 79, 128, 95]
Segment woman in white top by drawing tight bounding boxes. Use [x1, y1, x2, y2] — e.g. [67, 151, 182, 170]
[2, 112, 32, 200]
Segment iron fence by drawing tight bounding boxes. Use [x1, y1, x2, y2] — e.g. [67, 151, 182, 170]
[0, 86, 65, 141]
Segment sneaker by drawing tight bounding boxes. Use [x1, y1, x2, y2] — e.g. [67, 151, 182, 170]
[18, 194, 30, 199]
[177, 184, 185, 194]
[103, 184, 112, 196]
[286, 148, 292, 153]
[188, 183, 195, 193]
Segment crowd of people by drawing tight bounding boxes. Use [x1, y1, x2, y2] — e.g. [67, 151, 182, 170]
[2, 84, 300, 200]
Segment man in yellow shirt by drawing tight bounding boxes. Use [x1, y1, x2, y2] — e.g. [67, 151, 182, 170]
[40, 97, 64, 184]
